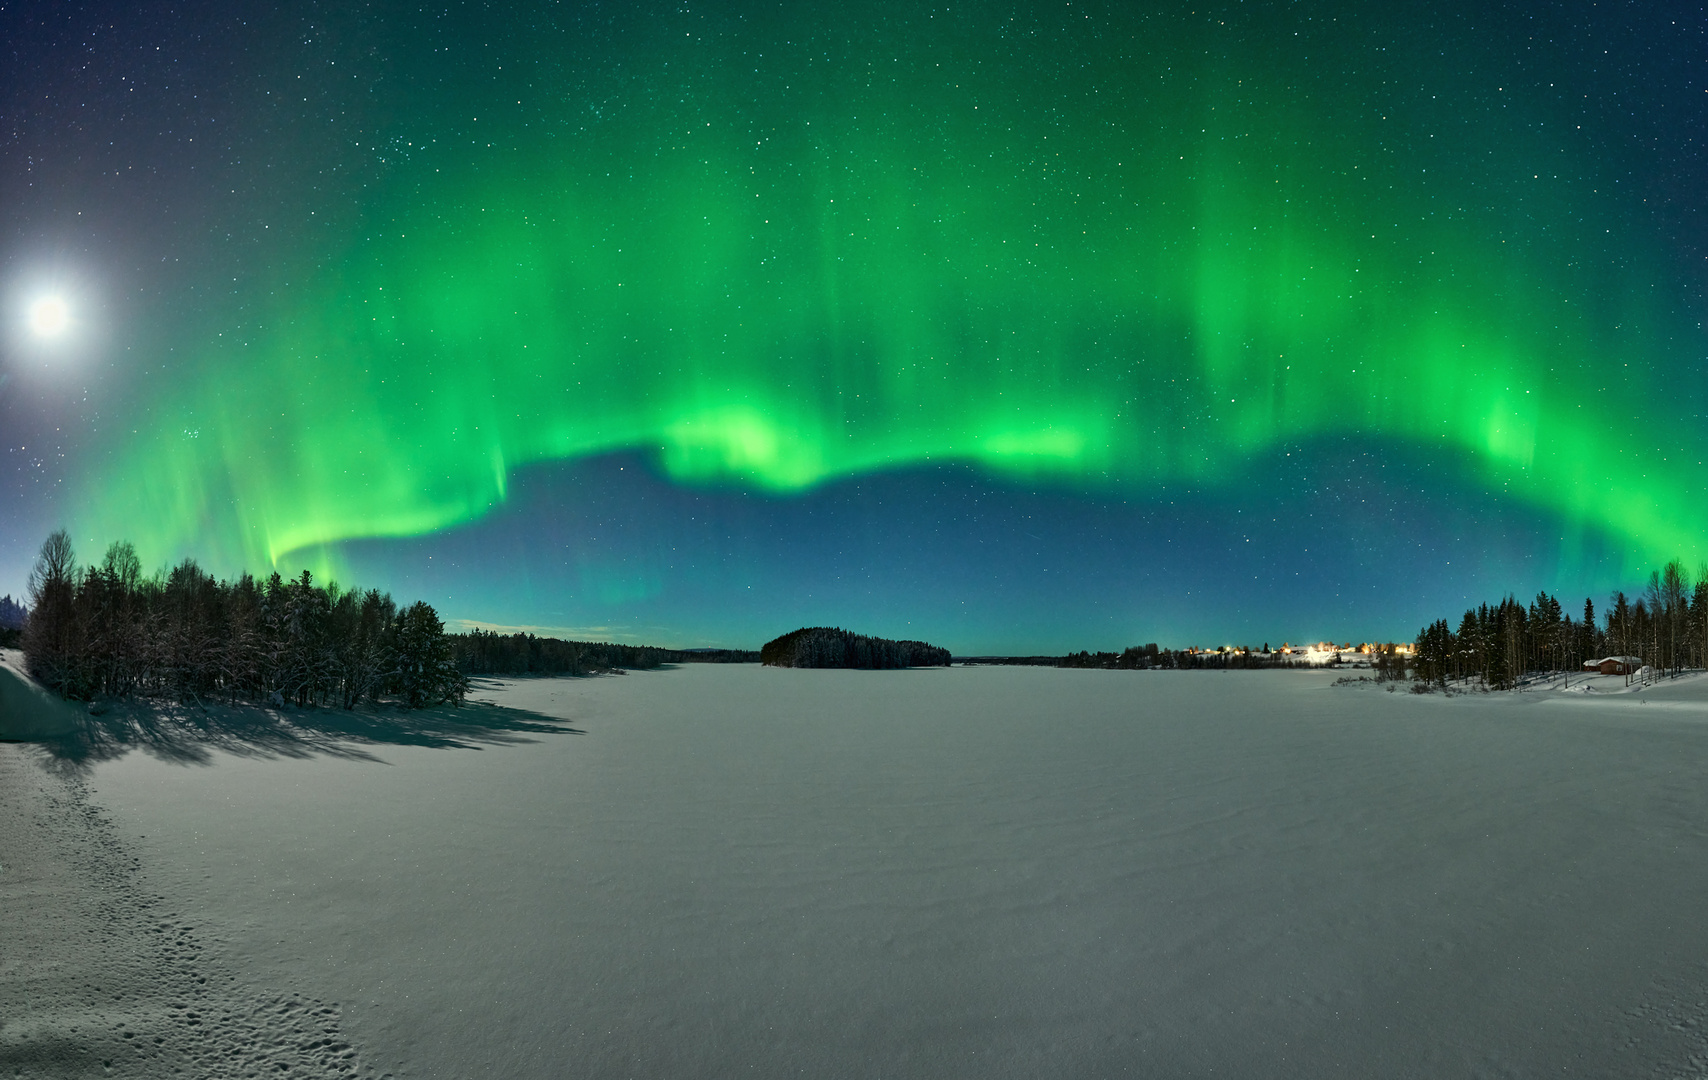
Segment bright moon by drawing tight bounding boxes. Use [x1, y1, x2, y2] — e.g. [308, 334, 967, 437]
[28, 296, 71, 337]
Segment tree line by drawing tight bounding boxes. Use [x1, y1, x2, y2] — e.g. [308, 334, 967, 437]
[956, 645, 1331, 670]
[1053, 644, 1327, 670]
[1412, 559, 1708, 688]
[13, 530, 765, 710]
[449, 630, 754, 675]
[20, 530, 467, 708]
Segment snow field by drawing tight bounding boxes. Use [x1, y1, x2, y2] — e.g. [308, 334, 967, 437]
[8, 664, 1708, 1078]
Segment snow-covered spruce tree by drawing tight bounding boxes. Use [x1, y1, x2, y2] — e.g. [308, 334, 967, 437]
[330, 588, 396, 709]
[1692, 582, 1708, 670]
[390, 601, 467, 707]
[278, 570, 331, 706]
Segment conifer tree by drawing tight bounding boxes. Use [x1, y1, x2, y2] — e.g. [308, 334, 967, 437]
[1581, 598, 1596, 665]
[1687, 581, 1701, 666]
[392, 601, 467, 707]
[1608, 592, 1631, 660]
[22, 530, 79, 695]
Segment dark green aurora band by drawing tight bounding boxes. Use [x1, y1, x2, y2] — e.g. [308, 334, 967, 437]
[69, 4, 1707, 580]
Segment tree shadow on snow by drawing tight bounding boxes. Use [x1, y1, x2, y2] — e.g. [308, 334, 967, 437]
[33, 685, 582, 775]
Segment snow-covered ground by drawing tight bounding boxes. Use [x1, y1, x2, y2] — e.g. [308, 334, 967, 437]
[7, 664, 1708, 1078]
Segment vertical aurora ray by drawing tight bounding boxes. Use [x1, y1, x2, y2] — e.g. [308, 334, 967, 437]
[70, 3, 1708, 580]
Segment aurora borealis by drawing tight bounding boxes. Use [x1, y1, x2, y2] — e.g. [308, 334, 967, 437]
[3, 1, 1705, 651]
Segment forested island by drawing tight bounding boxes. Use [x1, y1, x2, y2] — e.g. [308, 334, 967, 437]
[761, 627, 951, 669]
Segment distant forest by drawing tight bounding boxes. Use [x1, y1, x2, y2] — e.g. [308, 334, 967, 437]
[1412, 559, 1708, 688]
[11, 530, 755, 711]
[962, 645, 1331, 670]
[761, 627, 951, 669]
[0, 593, 23, 648]
[452, 630, 755, 675]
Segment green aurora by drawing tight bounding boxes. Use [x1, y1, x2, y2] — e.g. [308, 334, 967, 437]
[70, 5, 1707, 580]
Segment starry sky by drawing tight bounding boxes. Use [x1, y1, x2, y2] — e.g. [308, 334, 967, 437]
[2, 0, 1704, 653]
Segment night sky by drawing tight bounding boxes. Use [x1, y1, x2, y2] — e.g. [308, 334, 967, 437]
[2, 1, 1704, 653]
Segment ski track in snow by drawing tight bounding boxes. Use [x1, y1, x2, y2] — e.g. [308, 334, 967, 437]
[0, 746, 391, 1079]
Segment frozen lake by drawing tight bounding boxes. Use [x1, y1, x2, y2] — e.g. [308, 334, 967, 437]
[32, 666, 1708, 1076]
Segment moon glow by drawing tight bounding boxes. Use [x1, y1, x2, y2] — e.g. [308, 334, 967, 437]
[27, 296, 71, 338]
